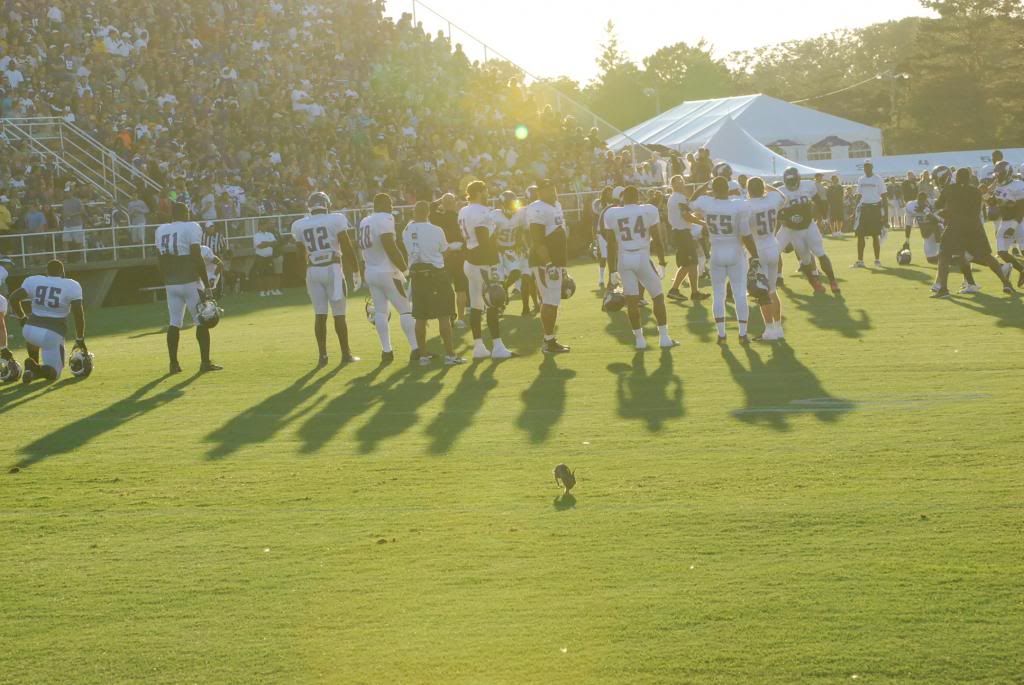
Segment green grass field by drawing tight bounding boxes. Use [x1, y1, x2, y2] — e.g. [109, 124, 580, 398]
[2, 236, 1022, 684]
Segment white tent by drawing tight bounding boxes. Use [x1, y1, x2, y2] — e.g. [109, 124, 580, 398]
[608, 94, 884, 161]
[822, 149, 1024, 181]
[696, 118, 834, 179]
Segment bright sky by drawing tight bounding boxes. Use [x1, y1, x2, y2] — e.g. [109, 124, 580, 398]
[384, 0, 932, 84]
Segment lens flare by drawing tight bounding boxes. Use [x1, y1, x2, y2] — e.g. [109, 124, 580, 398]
[514, 124, 529, 141]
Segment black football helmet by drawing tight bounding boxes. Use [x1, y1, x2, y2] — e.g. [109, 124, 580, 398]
[196, 299, 223, 329]
[783, 167, 801, 191]
[483, 282, 507, 310]
[713, 162, 733, 180]
[0, 352, 21, 383]
[896, 241, 912, 266]
[602, 287, 626, 313]
[561, 272, 577, 300]
[69, 343, 94, 379]
[746, 259, 771, 306]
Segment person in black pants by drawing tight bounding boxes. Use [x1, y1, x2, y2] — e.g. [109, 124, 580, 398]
[933, 167, 1015, 298]
[430, 193, 467, 327]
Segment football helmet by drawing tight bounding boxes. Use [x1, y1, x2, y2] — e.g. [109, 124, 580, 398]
[561, 272, 577, 300]
[779, 204, 812, 230]
[602, 287, 626, 313]
[0, 351, 21, 383]
[483, 282, 507, 310]
[932, 165, 952, 188]
[69, 343, 94, 379]
[746, 259, 771, 306]
[896, 241, 912, 266]
[499, 190, 517, 208]
[783, 167, 801, 191]
[365, 298, 390, 324]
[995, 160, 1014, 183]
[196, 299, 223, 328]
[307, 191, 331, 213]
[713, 162, 733, 180]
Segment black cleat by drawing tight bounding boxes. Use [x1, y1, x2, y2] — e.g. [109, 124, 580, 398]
[667, 288, 687, 301]
[200, 361, 223, 372]
[716, 335, 727, 346]
[381, 350, 395, 364]
[543, 339, 571, 354]
[169, 361, 182, 375]
[690, 291, 710, 302]
[739, 335, 751, 346]
[1004, 285, 1016, 296]
[341, 353, 360, 364]
[931, 289, 950, 299]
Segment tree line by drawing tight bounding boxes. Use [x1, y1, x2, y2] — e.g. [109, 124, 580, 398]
[536, 0, 1024, 155]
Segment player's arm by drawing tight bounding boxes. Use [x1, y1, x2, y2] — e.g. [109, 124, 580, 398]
[529, 222, 551, 265]
[71, 300, 86, 351]
[650, 220, 667, 266]
[8, 287, 28, 324]
[213, 255, 224, 275]
[381, 233, 408, 273]
[473, 225, 497, 264]
[191, 243, 211, 290]
[601, 212, 619, 276]
[742, 235, 759, 259]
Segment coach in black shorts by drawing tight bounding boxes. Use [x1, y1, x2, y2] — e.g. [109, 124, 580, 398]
[403, 201, 464, 365]
[430, 193, 468, 326]
[932, 168, 1014, 298]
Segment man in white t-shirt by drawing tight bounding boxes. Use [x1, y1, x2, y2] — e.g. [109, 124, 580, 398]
[665, 175, 709, 302]
[358, 193, 419, 363]
[853, 161, 888, 267]
[252, 226, 282, 296]
[403, 201, 464, 366]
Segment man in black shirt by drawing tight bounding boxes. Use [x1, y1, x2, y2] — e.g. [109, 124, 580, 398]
[932, 167, 1014, 298]
[430, 193, 467, 326]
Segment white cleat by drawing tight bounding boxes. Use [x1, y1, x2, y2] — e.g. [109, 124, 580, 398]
[635, 338, 648, 351]
[473, 344, 491, 360]
[931, 282, 942, 292]
[660, 338, 680, 349]
[851, 261, 865, 268]
[444, 355, 466, 366]
[874, 260, 882, 268]
[491, 345, 515, 360]
[959, 283, 981, 294]
[1001, 263, 1013, 280]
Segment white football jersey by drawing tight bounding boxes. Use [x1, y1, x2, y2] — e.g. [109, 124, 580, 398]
[603, 203, 660, 251]
[292, 212, 350, 266]
[154, 220, 203, 286]
[526, 201, 561, 236]
[458, 203, 494, 250]
[691, 196, 750, 247]
[991, 179, 1024, 205]
[779, 180, 818, 208]
[744, 194, 785, 247]
[0, 292, 7, 315]
[492, 209, 519, 249]
[358, 212, 398, 272]
[22, 274, 83, 320]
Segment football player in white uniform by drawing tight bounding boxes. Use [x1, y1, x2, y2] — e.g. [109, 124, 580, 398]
[776, 167, 841, 294]
[459, 180, 514, 360]
[511, 187, 539, 316]
[526, 179, 571, 354]
[591, 186, 613, 288]
[358, 193, 419, 364]
[0, 289, 14, 378]
[743, 178, 786, 341]
[603, 186, 678, 350]
[688, 177, 759, 345]
[493, 190, 527, 292]
[984, 160, 1024, 286]
[7, 259, 87, 382]
[665, 175, 709, 302]
[155, 202, 220, 374]
[904, 192, 943, 265]
[290, 191, 360, 367]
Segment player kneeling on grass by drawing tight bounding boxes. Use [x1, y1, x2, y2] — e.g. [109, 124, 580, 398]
[359, 193, 420, 364]
[290, 191, 359, 368]
[743, 177, 786, 341]
[905, 192, 943, 265]
[602, 186, 678, 351]
[7, 259, 87, 383]
[688, 177, 760, 345]
[459, 180, 514, 360]
[403, 201, 465, 366]
[155, 202, 220, 374]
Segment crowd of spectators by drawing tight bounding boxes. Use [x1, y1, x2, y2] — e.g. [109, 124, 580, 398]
[0, 0, 657, 247]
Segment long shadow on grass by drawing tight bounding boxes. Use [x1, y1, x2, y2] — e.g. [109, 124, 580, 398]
[721, 342, 853, 431]
[873, 265, 933, 285]
[355, 365, 452, 454]
[204, 366, 344, 460]
[785, 289, 871, 339]
[15, 373, 200, 469]
[297, 364, 407, 455]
[517, 355, 577, 443]
[686, 300, 714, 343]
[425, 361, 498, 454]
[606, 349, 683, 432]
[942, 292, 1024, 331]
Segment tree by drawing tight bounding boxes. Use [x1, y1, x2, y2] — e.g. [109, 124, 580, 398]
[595, 20, 629, 80]
[643, 40, 734, 105]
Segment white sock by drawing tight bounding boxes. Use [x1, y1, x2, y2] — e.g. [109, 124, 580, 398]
[739, 321, 748, 337]
[375, 313, 392, 352]
[474, 338, 486, 349]
[716, 322, 726, 336]
[399, 312, 417, 351]
[599, 266, 606, 283]
[657, 324, 669, 338]
[493, 337, 506, 350]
